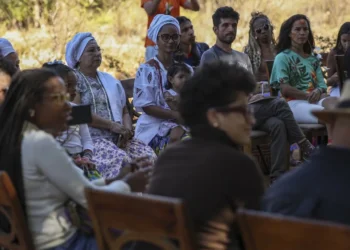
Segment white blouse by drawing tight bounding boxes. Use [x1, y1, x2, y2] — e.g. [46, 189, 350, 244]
[21, 123, 130, 249]
[56, 103, 94, 155]
[133, 57, 169, 144]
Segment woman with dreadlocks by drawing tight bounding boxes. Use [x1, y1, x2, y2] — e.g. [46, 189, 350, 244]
[244, 12, 276, 82]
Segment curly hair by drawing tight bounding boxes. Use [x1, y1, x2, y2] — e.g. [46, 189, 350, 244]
[0, 57, 17, 77]
[179, 61, 256, 128]
[166, 62, 192, 90]
[334, 22, 350, 54]
[276, 14, 315, 55]
[212, 6, 240, 27]
[244, 12, 276, 73]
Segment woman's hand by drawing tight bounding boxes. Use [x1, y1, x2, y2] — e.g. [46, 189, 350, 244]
[73, 155, 96, 169]
[117, 129, 133, 148]
[307, 88, 322, 104]
[105, 156, 153, 184]
[80, 156, 96, 169]
[123, 167, 153, 192]
[109, 122, 127, 134]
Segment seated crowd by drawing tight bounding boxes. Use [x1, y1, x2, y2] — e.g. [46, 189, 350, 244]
[0, 5, 350, 250]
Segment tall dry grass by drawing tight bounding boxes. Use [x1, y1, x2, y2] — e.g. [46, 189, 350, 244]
[1, 0, 349, 78]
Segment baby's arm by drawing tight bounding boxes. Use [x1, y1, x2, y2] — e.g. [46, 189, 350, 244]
[164, 92, 178, 111]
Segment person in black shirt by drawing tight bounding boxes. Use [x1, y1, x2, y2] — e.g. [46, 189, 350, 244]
[144, 61, 265, 250]
[263, 81, 350, 226]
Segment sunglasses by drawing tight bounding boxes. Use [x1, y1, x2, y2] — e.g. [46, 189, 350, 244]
[47, 92, 70, 104]
[255, 24, 270, 34]
[215, 105, 254, 119]
[158, 34, 181, 43]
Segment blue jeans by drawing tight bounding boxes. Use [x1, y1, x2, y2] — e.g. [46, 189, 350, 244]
[47, 231, 98, 250]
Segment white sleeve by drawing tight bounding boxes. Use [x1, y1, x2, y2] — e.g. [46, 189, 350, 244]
[79, 124, 94, 152]
[33, 133, 130, 209]
[133, 64, 157, 112]
[116, 80, 127, 108]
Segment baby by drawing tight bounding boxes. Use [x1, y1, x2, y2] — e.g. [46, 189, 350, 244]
[160, 63, 191, 143]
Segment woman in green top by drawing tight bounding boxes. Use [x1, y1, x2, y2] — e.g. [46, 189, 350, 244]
[270, 14, 338, 124]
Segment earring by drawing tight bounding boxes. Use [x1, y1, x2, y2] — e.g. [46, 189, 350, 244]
[29, 109, 35, 117]
[255, 36, 258, 39]
[213, 122, 219, 128]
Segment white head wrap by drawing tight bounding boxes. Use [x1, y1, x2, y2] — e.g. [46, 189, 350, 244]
[65, 32, 95, 68]
[0, 38, 16, 58]
[147, 14, 180, 44]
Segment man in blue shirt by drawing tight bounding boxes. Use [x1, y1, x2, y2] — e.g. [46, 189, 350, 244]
[174, 16, 209, 67]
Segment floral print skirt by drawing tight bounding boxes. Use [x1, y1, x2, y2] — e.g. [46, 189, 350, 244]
[93, 137, 157, 179]
[148, 133, 191, 155]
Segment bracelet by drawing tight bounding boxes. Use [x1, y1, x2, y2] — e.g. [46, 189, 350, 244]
[83, 150, 93, 160]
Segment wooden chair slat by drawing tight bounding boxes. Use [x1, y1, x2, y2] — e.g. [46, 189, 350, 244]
[0, 172, 35, 250]
[85, 188, 197, 250]
[120, 78, 140, 123]
[237, 208, 350, 250]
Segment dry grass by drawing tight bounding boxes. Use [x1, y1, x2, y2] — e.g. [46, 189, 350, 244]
[1, 0, 350, 78]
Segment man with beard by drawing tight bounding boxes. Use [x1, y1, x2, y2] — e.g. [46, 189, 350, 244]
[201, 7, 252, 71]
[174, 16, 209, 67]
[200, 7, 315, 183]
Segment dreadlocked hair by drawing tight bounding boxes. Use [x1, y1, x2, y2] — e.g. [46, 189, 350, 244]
[244, 12, 276, 74]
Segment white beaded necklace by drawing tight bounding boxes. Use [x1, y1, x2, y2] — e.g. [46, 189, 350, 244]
[79, 71, 113, 121]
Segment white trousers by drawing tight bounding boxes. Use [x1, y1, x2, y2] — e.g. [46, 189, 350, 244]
[288, 99, 326, 124]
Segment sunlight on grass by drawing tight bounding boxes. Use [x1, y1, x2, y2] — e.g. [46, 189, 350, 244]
[1, 0, 349, 78]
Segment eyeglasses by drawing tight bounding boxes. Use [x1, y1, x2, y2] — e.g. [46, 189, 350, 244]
[215, 105, 254, 119]
[0, 87, 8, 95]
[47, 92, 70, 104]
[85, 47, 103, 54]
[255, 24, 270, 34]
[158, 34, 181, 43]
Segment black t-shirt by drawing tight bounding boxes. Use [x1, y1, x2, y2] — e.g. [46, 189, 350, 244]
[144, 137, 265, 249]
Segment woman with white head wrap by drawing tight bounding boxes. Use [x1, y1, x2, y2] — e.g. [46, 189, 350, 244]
[133, 14, 191, 155]
[65, 32, 156, 178]
[0, 38, 20, 71]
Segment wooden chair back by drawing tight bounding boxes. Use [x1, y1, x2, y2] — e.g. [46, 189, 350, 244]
[237, 208, 350, 250]
[264, 60, 279, 96]
[120, 78, 134, 99]
[120, 78, 140, 122]
[335, 55, 346, 93]
[85, 188, 197, 250]
[0, 172, 35, 250]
